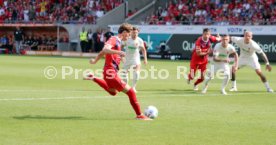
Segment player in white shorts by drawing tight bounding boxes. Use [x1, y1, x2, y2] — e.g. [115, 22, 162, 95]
[202, 35, 239, 95]
[230, 31, 273, 92]
[122, 27, 147, 92]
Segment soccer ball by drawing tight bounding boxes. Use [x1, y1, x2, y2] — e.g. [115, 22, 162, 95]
[144, 105, 158, 119]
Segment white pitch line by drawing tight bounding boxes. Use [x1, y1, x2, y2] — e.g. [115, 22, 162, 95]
[0, 92, 273, 101]
[0, 89, 93, 93]
[0, 96, 115, 101]
[156, 92, 273, 96]
[0, 89, 185, 93]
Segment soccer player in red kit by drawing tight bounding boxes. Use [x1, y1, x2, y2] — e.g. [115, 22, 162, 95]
[84, 23, 151, 120]
[188, 28, 221, 90]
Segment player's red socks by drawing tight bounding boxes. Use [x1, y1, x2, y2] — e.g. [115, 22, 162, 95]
[93, 78, 117, 96]
[194, 78, 204, 86]
[188, 73, 193, 80]
[126, 88, 142, 115]
[188, 68, 196, 80]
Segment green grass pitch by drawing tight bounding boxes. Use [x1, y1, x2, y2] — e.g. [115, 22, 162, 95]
[0, 55, 275, 145]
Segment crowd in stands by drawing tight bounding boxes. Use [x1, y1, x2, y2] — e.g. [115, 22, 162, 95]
[0, 26, 70, 54]
[0, 33, 60, 53]
[1, 0, 276, 25]
[0, 0, 123, 24]
[22, 34, 58, 51]
[0, 26, 114, 54]
[145, 0, 276, 25]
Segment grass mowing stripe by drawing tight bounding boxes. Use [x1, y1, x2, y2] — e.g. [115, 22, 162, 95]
[0, 92, 273, 101]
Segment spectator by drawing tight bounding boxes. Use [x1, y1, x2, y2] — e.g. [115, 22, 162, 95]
[52, 37, 57, 50]
[0, 35, 10, 53]
[23, 6, 30, 22]
[39, 0, 48, 17]
[0, 6, 4, 17]
[95, 8, 104, 18]
[92, 28, 102, 52]
[79, 27, 88, 52]
[29, 5, 36, 21]
[87, 0, 95, 9]
[59, 35, 69, 43]
[7, 35, 14, 53]
[99, 28, 105, 51]
[38, 35, 47, 51]
[14, 27, 24, 54]
[103, 26, 114, 42]
[1, 35, 8, 49]
[128, 10, 133, 17]
[45, 36, 55, 51]
[27, 35, 39, 51]
[87, 28, 94, 52]
[22, 35, 33, 50]
[31, 35, 39, 51]
[11, 9, 17, 21]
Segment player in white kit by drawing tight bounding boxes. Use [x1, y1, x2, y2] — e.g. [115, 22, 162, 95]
[122, 27, 147, 92]
[202, 35, 239, 95]
[230, 31, 273, 92]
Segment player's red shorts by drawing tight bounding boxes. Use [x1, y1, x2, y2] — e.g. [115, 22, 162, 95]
[103, 69, 126, 92]
[188, 61, 207, 80]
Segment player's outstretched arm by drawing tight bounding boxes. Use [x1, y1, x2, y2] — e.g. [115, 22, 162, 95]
[90, 51, 104, 64]
[140, 46, 147, 65]
[260, 52, 272, 72]
[232, 52, 239, 72]
[230, 36, 242, 44]
[216, 33, 222, 41]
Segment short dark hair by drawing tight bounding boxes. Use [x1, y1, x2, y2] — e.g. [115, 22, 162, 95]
[203, 28, 210, 33]
[118, 23, 133, 34]
[132, 26, 139, 31]
[222, 34, 229, 37]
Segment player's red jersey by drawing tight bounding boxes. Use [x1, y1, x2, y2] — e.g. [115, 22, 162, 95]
[104, 36, 122, 72]
[191, 35, 217, 64]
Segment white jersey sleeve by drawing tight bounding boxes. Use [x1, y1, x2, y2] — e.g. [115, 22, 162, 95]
[251, 40, 263, 54]
[228, 44, 236, 54]
[231, 37, 242, 43]
[213, 43, 220, 57]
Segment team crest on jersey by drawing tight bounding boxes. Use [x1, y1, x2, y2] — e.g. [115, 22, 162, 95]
[201, 41, 210, 48]
[242, 47, 250, 52]
[201, 44, 207, 48]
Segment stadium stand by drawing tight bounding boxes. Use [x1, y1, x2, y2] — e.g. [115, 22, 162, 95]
[0, 0, 123, 24]
[0, 0, 125, 54]
[1, 0, 276, 55]
[143, 0, 276, 25]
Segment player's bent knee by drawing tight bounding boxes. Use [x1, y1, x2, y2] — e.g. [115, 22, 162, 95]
[109, 92, 117, 96]
[108, 88, 117, 96]
[201, 75, 205, 80]
[122, 84, 131, 93]
[255, 69, 262, 75]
